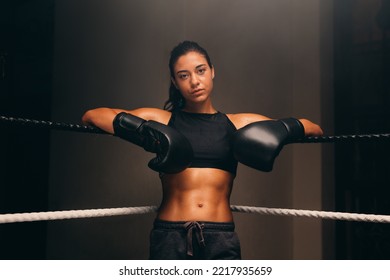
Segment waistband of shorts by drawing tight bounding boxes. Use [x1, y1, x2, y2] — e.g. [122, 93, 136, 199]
[153, 219, 235, 231]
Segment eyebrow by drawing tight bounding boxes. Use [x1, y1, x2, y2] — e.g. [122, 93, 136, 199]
[176, 64, 207, 75]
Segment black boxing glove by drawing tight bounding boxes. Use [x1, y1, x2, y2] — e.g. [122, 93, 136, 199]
[113, 112, 193, 173]
[231, 118, 304, 172]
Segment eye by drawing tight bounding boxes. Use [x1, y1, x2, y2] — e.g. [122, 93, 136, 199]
[197, 68, 207, 75]
[178, 73, 189, 80]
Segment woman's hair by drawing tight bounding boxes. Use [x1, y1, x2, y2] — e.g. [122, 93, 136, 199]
[163, 41, 213, 111]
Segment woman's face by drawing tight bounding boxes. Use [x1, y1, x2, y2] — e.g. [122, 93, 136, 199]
[172, 51, 215, 107]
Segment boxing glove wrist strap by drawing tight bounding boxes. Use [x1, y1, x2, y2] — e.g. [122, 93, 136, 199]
[113, 112, 145, 146]
[279, 118, 305, 142]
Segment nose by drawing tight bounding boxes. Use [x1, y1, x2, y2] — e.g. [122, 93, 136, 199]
[190, 74, 200, 87]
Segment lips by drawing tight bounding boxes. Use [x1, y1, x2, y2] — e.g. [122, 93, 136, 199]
[191, 89, 204, 94]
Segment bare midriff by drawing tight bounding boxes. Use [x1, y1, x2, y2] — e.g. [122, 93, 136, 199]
[157, 168, 235, 222]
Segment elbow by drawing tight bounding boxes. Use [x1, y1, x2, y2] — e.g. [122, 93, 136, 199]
[299, 118, 324, 137]
[82, 107, 110, 125]
[82, 109, 97, 125]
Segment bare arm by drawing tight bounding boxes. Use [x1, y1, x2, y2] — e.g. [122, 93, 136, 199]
[81, 107, 171, 134]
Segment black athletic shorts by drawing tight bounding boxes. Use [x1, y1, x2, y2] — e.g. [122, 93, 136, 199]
[149, 219, 241, 260]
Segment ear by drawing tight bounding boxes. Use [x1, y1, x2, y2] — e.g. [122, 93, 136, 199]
[211, 67, 215, 80]
[171, 77, 178, 89]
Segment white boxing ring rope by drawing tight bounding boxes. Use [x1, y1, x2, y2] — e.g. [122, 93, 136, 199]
[1, 115, 390, 226]
[1, 205, 390, 224]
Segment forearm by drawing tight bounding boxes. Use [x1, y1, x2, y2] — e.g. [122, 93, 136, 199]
[82, 107, 121, 134]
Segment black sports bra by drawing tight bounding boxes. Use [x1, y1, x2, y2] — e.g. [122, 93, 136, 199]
[167, 110, 238, 175]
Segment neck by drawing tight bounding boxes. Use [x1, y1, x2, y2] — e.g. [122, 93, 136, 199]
[183, 100, 217, 114]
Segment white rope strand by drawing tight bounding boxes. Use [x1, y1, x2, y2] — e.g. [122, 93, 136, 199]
[1, 205, 390, 224]
[0, 206, 158, 224]
[231, 205, 390, 223]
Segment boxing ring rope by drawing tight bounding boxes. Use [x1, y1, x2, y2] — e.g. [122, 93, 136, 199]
[2, 115, 390, 142]
[1, 115, 390, 225]
[1, 205, 390, 224]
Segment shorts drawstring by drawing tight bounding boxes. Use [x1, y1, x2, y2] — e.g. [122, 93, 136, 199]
[184, 221, 205, 256]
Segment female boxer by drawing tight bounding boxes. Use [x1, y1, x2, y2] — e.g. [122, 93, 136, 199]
[82, 41, 323, 259]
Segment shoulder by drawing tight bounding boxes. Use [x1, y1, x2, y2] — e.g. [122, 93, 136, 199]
[121, 107, 172, 125]
[226, 113, 272, 129]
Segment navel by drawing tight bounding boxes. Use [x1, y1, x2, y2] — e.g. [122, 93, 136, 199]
[197, 203, 204, 208]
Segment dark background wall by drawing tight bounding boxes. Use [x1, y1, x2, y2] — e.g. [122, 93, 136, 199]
[334, 0, 390, 259]
[0, 0, 54, 259]
[1, 0, 389, 260]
